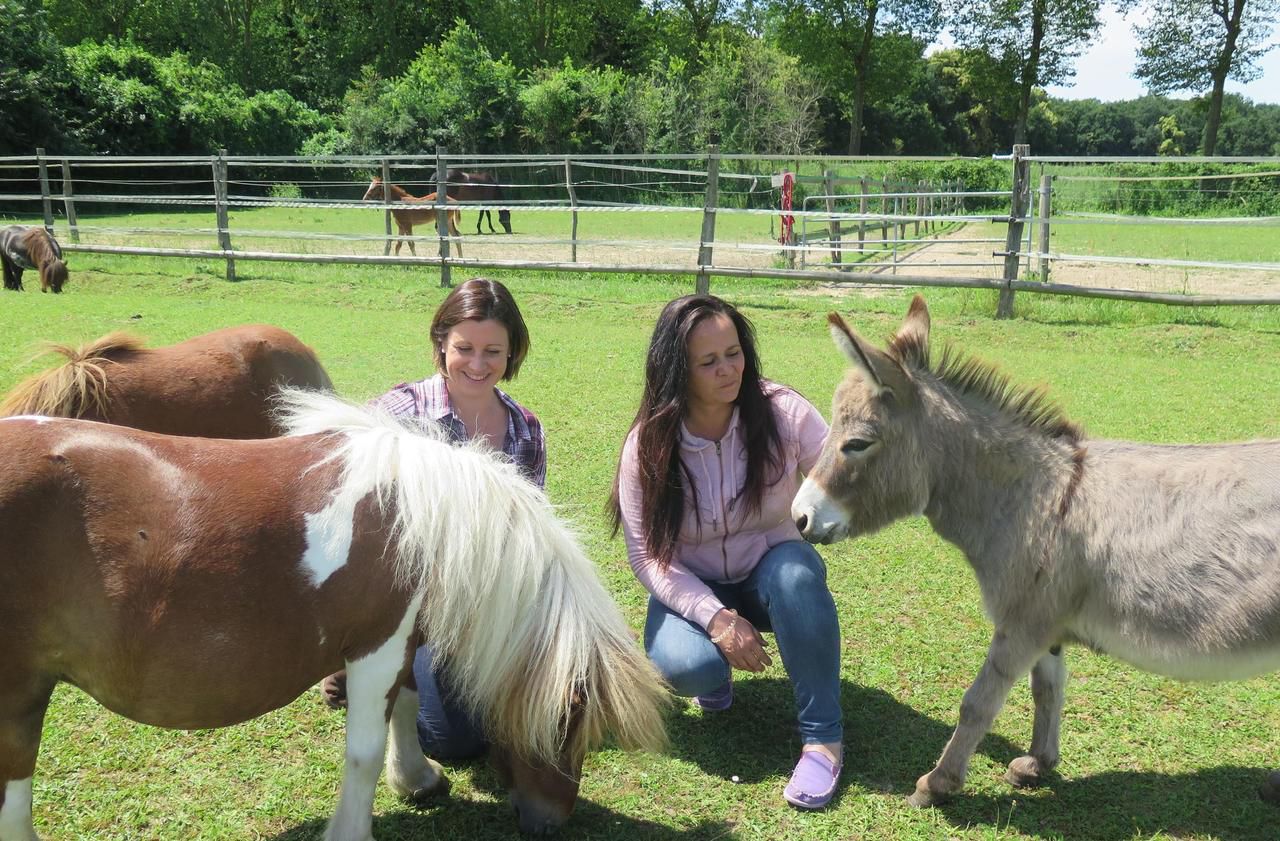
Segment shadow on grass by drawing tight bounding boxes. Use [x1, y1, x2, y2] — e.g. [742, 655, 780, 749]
[940, 766, 1279, 841]
[268, 798, 733, 841]
[668, 677, 1278, 840]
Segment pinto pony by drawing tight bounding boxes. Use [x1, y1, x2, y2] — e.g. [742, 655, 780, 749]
[0, 324, 333, 438]
[443, 170, 512, 235]
[0, 225, 68, 293]
[0, 390, 668, 841]
[792, 295, 1280, 809]
[362, 177, 463, 257]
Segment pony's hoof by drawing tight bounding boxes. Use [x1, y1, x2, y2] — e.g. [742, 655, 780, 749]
[404, 774, 451, 803]
[1259, 771, 1280, 805]
[1004, 755, 1050, 788]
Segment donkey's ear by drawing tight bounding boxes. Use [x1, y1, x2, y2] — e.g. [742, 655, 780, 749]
[827, 312, 889, 394]
[896, 294, 930, 349]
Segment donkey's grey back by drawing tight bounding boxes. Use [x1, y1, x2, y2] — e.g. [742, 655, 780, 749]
[1062, 437, 1280, 681]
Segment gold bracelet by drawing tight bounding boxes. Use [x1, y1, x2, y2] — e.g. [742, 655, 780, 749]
[709, 613, 738, 644]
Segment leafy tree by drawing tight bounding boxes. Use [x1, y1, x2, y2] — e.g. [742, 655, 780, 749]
[1, 0, 69, 153]
[1131, 0, 1279, 155]
[336, 21, 519, 155]
[517, 59, 631, 151]
[768, 0, 942, 155]
[1157, 113, 1186, 155]
[948, 0, 1103, 146]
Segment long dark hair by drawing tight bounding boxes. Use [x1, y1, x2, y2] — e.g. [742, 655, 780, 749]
[609, 295, 782, 570]
[430, 277, 530, 380]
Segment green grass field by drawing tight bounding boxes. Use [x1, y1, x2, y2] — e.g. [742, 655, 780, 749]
[3, 245, 1280, 840]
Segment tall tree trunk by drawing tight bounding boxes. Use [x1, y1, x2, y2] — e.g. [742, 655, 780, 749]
[1014, 0, 1048, 146]
[847, 1, 879, 156]
[1202, 0, 1246, 156]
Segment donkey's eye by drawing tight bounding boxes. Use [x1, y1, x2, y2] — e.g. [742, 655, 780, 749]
[841, 438, 875, 455]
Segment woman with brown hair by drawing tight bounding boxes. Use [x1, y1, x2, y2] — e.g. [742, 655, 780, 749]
[610, 294, 842, 809]
[323, 277, 544, 759]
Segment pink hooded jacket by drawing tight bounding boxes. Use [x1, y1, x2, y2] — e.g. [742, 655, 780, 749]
[618, 382, 829, 630]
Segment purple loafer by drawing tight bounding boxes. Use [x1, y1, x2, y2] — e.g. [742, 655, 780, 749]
[783, 749, 841, 809]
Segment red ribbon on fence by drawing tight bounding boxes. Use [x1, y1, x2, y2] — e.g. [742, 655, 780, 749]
[778, 171, 795, 246]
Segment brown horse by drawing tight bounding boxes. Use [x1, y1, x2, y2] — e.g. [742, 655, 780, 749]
[444, 170, 512, 235]
[0, 390, 669, 840]
[0, 225, 68, 293]
[362, 177, 463, 257]
[0, 324, 333, 438]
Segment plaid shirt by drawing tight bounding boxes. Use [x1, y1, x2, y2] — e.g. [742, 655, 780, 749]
[371, 373, 546, 488]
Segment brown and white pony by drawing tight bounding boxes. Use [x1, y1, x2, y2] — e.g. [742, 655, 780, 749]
[362, 177, 463, 257]
[0, 226, 68, 293]
[792, 295, 1280, 809]
[0, 324, 333, 437]
[0, 390, 668, 841]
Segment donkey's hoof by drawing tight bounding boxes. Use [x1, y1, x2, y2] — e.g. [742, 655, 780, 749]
[1259, 771, 1280, 805]
[906, 773, 953, 808]
[1004, 755, 1050, 788]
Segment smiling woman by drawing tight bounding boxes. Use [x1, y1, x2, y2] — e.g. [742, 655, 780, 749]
[319, 277, 549, 818]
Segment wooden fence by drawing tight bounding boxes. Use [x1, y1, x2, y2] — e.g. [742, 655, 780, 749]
[3, 146, 1280, 313]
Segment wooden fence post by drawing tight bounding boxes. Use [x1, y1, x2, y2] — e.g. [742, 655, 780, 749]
[381, 159, 393, 256]
[434, 147, 452, 288]
[696, 144, 720, 296]
[565, 157, 578, 263]
[35, 148, 54, 234]
[213, 149, 236, 281]
[1038, 173, 1053, 283]
[858, 177, 867, 253]
[823, 169, 840, 265]
[60, 159, 79, 243]
[997, 144, 1031, 318]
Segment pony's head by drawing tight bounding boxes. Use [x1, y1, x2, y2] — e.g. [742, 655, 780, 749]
[497, 209, 512, 234]
[362, 176, 384, 202]
[41, 258, 68, 294]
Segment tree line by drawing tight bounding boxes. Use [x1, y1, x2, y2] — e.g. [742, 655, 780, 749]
[2, 0, 1278, 158]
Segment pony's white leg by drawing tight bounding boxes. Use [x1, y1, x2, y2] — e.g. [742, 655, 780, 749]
[324, 595, 422, 841]
[384, 686, 449, 802]
[1006, 648, 1067, 788]
[0, 778, 39, 841]
[908, 628, 1047, 808]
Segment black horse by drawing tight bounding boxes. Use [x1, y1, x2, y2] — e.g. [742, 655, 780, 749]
[439, 170, 512, 235]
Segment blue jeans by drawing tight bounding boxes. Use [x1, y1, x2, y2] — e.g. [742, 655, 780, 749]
[413, 643, 486, 760]
[643, 540, 842, 745]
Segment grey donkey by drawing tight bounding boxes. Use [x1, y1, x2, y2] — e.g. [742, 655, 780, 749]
[792, 295, 1280, 808]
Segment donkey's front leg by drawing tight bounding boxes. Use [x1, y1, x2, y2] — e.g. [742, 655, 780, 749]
[325, 596, 422, 841]
[908, 629, 1047, 808]
[1005, 648, 1066, 788]
[384, 685, 449, 803]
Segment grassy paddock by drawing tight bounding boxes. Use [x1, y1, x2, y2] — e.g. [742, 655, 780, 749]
[3, 254, 1280, 841]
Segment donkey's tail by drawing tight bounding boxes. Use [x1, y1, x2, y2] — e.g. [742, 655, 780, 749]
[0, 331, 146, 419]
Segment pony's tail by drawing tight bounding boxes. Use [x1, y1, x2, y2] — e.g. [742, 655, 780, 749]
[0, 332, 145, 419]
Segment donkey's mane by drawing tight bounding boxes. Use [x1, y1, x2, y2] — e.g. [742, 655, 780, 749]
[888, 331, 1082, 443]
[0, 332, 147, 419]
[275, 388, 667, 765]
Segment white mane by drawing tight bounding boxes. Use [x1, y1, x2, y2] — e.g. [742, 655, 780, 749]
[274, 388, 667, 762]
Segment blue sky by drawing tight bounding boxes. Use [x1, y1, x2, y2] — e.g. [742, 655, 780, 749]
[1042, 7, 1280, 104]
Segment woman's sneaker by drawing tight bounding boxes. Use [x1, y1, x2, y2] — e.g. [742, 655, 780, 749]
[783, 749, 841, 809]
[692, 678, 733, 711]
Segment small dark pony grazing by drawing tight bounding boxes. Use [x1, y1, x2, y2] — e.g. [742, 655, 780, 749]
[0, 324, 333, 438]
[444, 170, 512, 235]
[0, 225, 69, 293]
[362, 177, 463, 257]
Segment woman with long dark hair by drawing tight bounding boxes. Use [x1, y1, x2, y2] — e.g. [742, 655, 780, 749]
[609, 294, 842, 809]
